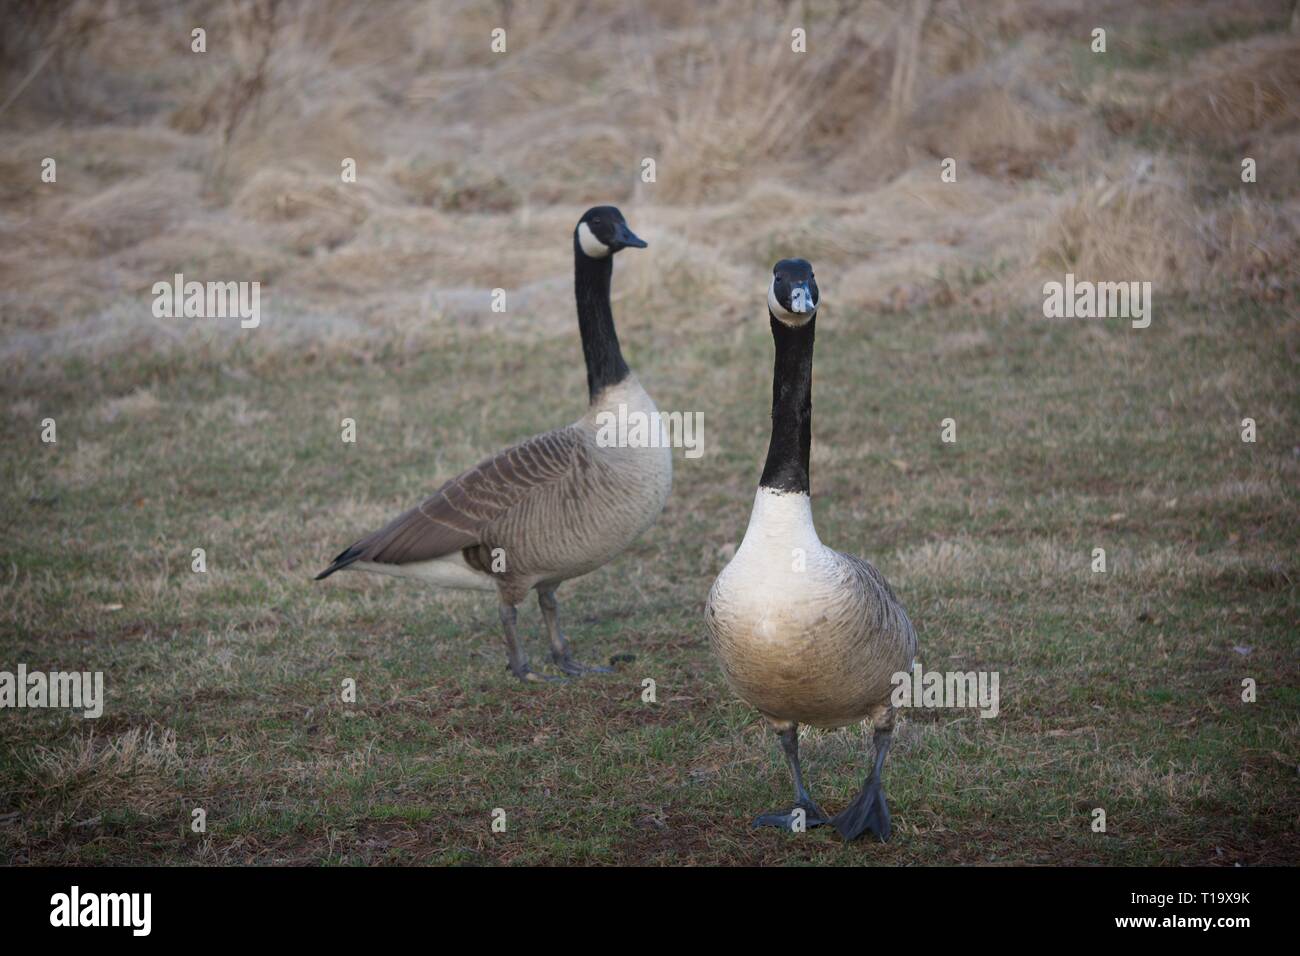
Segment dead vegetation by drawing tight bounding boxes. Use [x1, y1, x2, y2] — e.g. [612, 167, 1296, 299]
[0, 0, 1295, 363]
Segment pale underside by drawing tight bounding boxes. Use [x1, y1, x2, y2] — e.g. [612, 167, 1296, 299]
[706, 488, 917, 728]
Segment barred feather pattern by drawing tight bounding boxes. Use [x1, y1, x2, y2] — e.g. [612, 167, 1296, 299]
[321, 376, 672, 605]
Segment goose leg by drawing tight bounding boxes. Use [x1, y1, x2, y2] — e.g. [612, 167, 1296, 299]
[538, 587, 611, 676]
[753, 724, 828, 832]
[500, 602, 562, 684]
[831, 728, 893, 842]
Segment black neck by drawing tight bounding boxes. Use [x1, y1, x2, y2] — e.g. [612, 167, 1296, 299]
[759, 313, 814, 494]
[574, 238, 630, 402]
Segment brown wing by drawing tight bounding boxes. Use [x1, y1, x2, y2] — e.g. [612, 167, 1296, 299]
[316, 426, 582, 578]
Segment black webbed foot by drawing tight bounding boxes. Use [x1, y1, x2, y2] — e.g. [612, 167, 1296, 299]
[753, 798, 829, 833]
[551, 653, 612, 676]
[831, 773, 891, 842]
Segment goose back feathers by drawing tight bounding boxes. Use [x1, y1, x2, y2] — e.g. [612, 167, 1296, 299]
[318, 377, 671, 604]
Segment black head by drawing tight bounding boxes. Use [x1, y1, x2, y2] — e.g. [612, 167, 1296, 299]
[575, 206, 647, 259]
[768, 258, 819, 326]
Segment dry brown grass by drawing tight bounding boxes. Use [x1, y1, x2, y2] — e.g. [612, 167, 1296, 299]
[0, 0, 1294, 366]
[1153, 33, 1300, 142]
[1033, 152, 1300, 298]
[23, 727, 182, 825]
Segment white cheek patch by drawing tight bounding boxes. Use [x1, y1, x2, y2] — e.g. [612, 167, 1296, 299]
[768, 277, 815, 325]
[577, 221, 611, 258]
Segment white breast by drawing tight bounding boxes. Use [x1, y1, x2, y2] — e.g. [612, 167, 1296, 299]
[706, 488, 892, 727]
[722, 487, 828, 599]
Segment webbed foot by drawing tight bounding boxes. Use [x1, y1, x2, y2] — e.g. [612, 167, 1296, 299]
[753, 799, 829, 833]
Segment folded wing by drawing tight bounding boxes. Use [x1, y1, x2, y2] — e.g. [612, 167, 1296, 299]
[315, 426, 583, 578]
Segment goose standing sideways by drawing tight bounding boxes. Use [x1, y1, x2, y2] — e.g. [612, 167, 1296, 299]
[317, 207, 672, 683]
[705, 259, 917, 841]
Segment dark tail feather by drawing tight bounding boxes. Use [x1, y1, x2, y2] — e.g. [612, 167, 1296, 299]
[831, 774, 891, 842]
[314, 544, 365, 580]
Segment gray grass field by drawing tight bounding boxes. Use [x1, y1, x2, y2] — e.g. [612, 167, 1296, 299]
[1, 0, 1298, 865]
